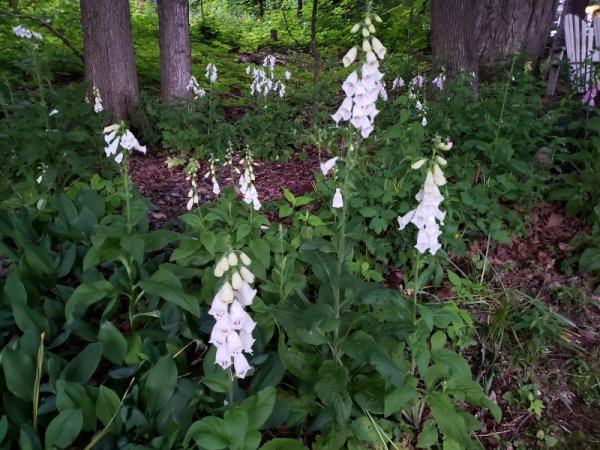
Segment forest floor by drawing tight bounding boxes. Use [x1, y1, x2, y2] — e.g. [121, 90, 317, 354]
[130, 149, 600, 449]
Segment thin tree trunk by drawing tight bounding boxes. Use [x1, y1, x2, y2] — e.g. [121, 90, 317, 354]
[80, 0, 138, 121]
[311, 0, 320, 87]
[258, 0, 265, 17]
[157, 0, 191, 102]
[297, 0, 302, 17]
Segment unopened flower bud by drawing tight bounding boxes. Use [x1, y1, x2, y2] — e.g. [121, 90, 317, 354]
[228, 252, 238, 267]
[411, 159, 427, 170]
[362, 27, 370, 37]
[350, 23, 361, 33]
[362, 39, 372, 52]
[240, 267, 255, 284]
[365, 17, 372, 26]
[231, 271, 243, 290]
[214, 257, 230, 277]
[432, 164, 447, 186]
[374, 14, 382, 23]
[368, 24, 376, 33]
[436, 156, 447, 166]
[240, 252, 252, 266]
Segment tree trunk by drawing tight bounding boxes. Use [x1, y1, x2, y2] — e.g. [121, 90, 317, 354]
[297, 0, 302, 17]
[157, 0, 191, 102]
[310, 0, 320, 87]
[258, 0, 265, 17]
[475, 0, 559, 68]
[80, 0, 138, 121]
[430, 0, 478, 79]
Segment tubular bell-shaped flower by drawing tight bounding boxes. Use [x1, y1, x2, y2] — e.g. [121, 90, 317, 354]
[209, 251, 258, 378]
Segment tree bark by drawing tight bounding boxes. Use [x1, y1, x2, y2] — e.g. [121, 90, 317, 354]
[258, 0, 265, 17]
[297, 0, 302, 17]
[157, 0, 191, 103]
[475, 0, 559, 68]
[310, 0, 320, 87]
[430, 0, 478, 79]
[80, 0, 138, 121]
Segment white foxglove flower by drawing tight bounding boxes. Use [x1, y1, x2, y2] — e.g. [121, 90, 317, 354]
[411, 75, 424, 88]
[215, 346, 233, 369]
[343, 47, 358, 67]
[411, 159, 427, 170]
[421, 117, 427, 126]
[320, 157, 338, 176]
[233, 354, 251, 378]
[391, 77, 405, 90]
[235, 283, 257, 306]
[206, 63, 218, 83]
[432, 164, 446, 185]
[120, 131, 147, 154]
[436, 139, 453, 151]
[49, 109, 59, 116]
[397, 169, 446, 255]
[365, 50, 378, 68]
[227, 331, 244, 356]
[208, 299, 229, 321]
[432, 74, 445, 90]
[371, 37, 386, 60]
[217, 282, 234, 304]
[285, 70, 291, 80]
[332, 188, 344, 208]
[239, 329, 256, 353]
[212, 180, 220, 195]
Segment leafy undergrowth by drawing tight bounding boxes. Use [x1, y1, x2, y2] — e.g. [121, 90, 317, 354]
[127, 147, 600, 449]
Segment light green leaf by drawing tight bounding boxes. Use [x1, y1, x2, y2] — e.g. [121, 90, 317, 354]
[98, 321, 128, 364]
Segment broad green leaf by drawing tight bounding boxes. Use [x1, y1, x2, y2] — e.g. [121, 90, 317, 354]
[1, 347, 35, 401]
[96, 385, 122, 432]
[19, 425, 42, 450]
[236, 223, 251, 242]
[383, 375, 418, 417]
[201, 230, 217, 255]
[427, 392, 473, 449]
[184, 417, 230, 449]
[239, 387, 276, 430]
[55, 379, 96, 431]
[65, 281, 114, 322]
[139, 269, 200, 317]
[249, 239, 270, 268]
[145, 355, 177, 414]
[417, 419, 438, 448]
[61, 342, 103, 384]
[0, 416, 7, 443]
[446, 270, 462, 287]
[98, 321, 128, 364]
[580, 247, 600, 273]
[45, 408, 83, 449]
[315, 361, 352, 427]
[3, 270, 27, 304]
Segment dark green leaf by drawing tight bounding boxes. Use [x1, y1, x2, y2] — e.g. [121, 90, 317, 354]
[45, 408, 83, 449]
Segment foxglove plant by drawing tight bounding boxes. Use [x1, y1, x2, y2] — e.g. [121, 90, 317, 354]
[331, 13, 387, 139]
[185, 158, 200, 210]
[13, 25, 43, 41]
[397, 136, 453, 255]
[238, 148, 261, 210]
[204, 154, 221, 196]
[408, 74, 428, 126]
[246, 54, 290, 98]
[187, 76, 206, 99]
[93, 86, 104, 113]
[209, 251, 257, 379]
[206, 63, 218, 84]
[103, 123, 147, 164]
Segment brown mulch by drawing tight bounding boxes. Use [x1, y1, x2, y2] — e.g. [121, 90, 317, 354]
[129, 147, 321, 228]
